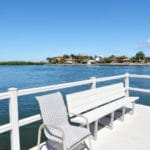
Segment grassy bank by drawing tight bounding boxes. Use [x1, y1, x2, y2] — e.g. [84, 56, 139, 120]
[0, 61, 46, 65]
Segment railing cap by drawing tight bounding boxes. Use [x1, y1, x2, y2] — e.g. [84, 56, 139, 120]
[125, 72, 129, 77]
[8, 88, 18, 92]
[90, 77, 96, 79]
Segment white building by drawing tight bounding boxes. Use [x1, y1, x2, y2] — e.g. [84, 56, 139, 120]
[87, 60, 96, 65]
[95, 55, 104, 62]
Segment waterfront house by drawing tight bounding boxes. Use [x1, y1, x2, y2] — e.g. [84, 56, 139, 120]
[111, 56, 130, 63]
[64, 56, 75, 64]
[54, 56, 64, 62]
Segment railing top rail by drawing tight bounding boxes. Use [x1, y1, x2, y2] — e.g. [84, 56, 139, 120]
[96, 74, 125, 82]
[0, 123, 12, 134]
[18, 74, 126, 96]
[0, 92, 10, 100]
[0, 74, 126, 98]
[12, 75, 125, 96]
[129, 87, 150, 93]
[18, 79, 92, 96]
[129, 74, 150, 79]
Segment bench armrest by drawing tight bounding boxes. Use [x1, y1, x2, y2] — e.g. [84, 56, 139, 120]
[69, 113, 90, 131]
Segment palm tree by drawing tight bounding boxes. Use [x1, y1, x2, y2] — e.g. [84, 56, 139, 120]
[46, 57, 51, 63]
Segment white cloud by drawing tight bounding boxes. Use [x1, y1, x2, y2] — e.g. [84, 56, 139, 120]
[146, 38, 150, 43]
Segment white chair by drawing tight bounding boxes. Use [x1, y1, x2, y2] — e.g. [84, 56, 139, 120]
[36, 92, 91, 150]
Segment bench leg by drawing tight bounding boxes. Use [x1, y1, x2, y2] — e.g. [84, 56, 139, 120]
[110, 112, 114, 129]
[131, 101, 135, 115]
[121, 107, 126, 121]
[92, 120, 98, 141]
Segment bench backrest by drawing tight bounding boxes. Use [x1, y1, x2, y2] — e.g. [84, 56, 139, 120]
[66, 82, 126, 116]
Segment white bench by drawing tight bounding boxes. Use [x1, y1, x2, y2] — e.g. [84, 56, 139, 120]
[66, 83, 139, 139]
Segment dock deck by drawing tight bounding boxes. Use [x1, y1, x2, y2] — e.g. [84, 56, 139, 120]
[92, 104, 150, 150]
[31, 104, 150, 150]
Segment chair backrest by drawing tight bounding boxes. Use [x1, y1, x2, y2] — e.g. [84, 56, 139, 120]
[66, 82, 126, 116]
[36, 92, 68, 126]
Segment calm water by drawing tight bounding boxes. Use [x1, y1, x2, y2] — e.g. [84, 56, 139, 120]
[0, 65, 150, 150]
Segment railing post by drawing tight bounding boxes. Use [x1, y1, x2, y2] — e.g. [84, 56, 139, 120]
[90, 77, 96, 89]
[8, 88, 20, 150]
[124, 72, 135, 114]
[122, 73, 130, 119]
[125, 72, 129, 97]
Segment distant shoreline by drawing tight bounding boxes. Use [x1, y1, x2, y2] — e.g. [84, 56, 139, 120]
[46, 63, 150, 66]
[0, 61, 45, 65]
[0, 62, 150, 66]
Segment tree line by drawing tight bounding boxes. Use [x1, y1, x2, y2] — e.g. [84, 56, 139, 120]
[47, 51, 150, 64]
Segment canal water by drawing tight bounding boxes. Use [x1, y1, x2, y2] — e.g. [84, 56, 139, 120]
[0, 65, 149, 149]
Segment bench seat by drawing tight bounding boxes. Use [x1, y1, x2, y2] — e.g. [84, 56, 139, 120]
[70, 96, 139, 125]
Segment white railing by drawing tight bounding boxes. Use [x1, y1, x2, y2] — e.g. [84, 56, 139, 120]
[129, 74, 150, 93]
[0, 73, 150, 150]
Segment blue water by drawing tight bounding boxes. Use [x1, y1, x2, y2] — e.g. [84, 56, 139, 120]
[0, 65, 150, 150]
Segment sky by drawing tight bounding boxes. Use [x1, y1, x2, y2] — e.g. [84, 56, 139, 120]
[0, 0, 150, 61]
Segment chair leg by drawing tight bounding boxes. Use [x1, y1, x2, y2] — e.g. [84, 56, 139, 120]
[63, 145, 67, 150]
[63, 141, 67, 150]
[88, 136, 92, 150]
[37, 125, 43, 150]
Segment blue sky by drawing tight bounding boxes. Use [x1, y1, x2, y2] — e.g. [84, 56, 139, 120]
[0, 0, 150, 61]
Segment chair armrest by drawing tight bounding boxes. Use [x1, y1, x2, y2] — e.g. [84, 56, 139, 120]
[69, 113, 90, 131]
[37, 124, 66, 150]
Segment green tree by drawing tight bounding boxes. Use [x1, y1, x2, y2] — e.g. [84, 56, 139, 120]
[70, 54, 76, 59]
[63, 54, 69, 58]
[131, 57, 136, 63]
[104, 55, 115, 63]
[135, 51, 145, 62]
[145, 57, 150, 63]
[46, 57, 51, 63]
